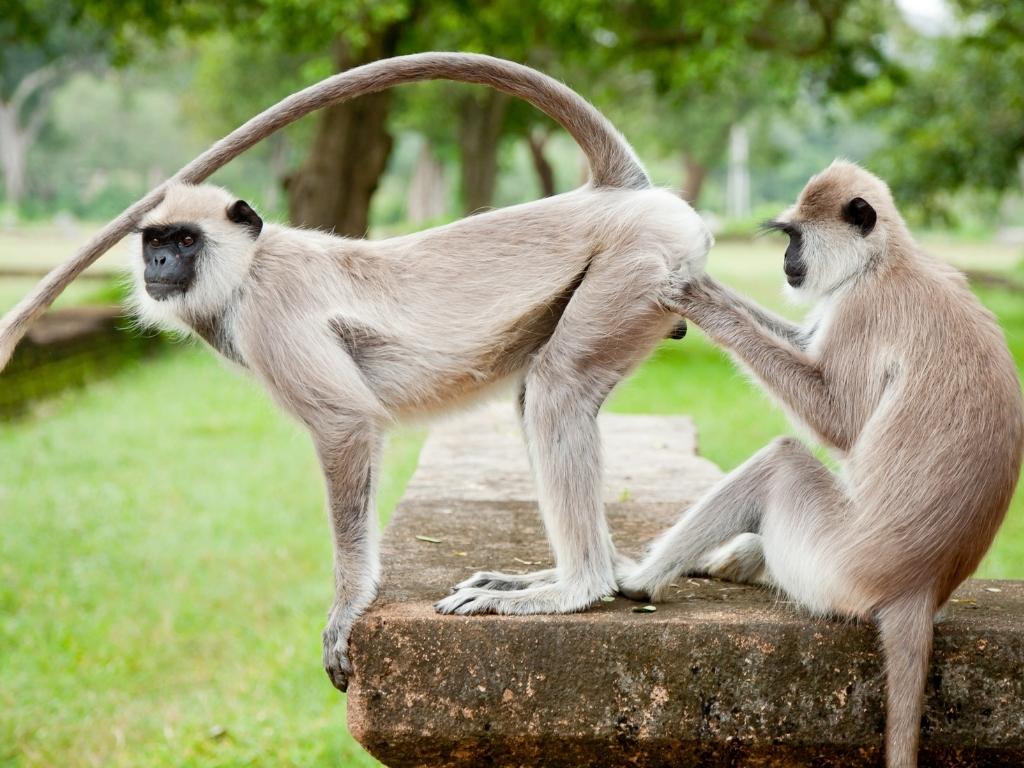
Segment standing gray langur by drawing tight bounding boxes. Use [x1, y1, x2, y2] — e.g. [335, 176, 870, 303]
[619, 160, 1024, 768]
[0, 53, 712, 691]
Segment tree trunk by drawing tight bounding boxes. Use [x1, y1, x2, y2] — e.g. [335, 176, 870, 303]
[458, 90, 510, 214]
[264, 133, 289, 214]
[0, 62, 62, 208]
[287, 37, 400, 235]
[0, 103, 28, 205]
[526, 129, 556, 198]
[726, 122, 751, 220]
[681, 152, 708, 206]
[407, 139, 447, 224]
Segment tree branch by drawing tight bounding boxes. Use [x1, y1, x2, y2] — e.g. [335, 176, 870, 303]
[23, 92, 53, 143]
[10, 60, 65, 115]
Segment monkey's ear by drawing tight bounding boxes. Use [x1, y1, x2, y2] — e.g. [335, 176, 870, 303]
[226, 200, 263, 238]
[842, 197, 876, 237]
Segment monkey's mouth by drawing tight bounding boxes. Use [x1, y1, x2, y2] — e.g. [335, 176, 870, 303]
[145, 280, 188, 300]
[784, 261, 806, 288]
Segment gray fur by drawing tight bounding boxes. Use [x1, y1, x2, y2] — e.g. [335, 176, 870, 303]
[120, 62, 711, 692]
[620, 160, 1024, 768]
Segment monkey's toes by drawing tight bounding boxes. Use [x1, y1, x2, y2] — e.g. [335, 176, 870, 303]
[326, 661, 350, 692]
[616, 572, 654, 602]
[668, 319, 687, 340]
[322, 626, 353, 692]
[435, 592, 479, 615]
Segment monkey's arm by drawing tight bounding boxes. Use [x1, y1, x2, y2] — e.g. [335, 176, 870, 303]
[250, 320, 389, 691]
[693, 276, 806, 347]
[665, 276, 854, 452]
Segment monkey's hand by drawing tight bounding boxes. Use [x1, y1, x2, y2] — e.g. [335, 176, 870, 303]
[659, 274, 728, 325]
[322, 604, 356, 692]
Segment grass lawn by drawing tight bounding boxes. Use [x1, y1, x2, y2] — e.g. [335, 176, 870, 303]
[1, 238, 1021, 767]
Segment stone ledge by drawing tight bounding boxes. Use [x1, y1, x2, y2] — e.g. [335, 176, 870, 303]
[347, 403, 1024, 767]
[0, 305, 159, 417]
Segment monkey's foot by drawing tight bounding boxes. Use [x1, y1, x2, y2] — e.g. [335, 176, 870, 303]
[435, 580, 609, 616]
[616, 576, 653, 602]
[613, 552, 639, 587]
[701, 533, 769, 586]
[452, 567, 558, 593]
[322, 613, 354, 692]
[615, 562, 674, 603]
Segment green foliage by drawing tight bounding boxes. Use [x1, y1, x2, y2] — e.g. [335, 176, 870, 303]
[24, 70, 200, 218]
[0, 1, 107, 100]
[863, 2, 1024, 217]
[3, 0, 1023, 221]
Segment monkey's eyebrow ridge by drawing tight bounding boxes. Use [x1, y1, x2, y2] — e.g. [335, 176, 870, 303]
[759, 219, 801, 236]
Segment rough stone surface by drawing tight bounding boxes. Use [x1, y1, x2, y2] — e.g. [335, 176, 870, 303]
[347, 404, 1024, 767]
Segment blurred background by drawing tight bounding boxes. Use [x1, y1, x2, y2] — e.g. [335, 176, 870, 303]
[1, 1, 1022, 766]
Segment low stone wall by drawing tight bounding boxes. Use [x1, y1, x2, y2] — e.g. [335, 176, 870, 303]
[346, 403, 1023, 767]
[0, 305, 159, 418]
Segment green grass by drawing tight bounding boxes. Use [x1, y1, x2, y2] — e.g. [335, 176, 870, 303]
[0, 346, 416, 767]
[1, 239, 1021, 767]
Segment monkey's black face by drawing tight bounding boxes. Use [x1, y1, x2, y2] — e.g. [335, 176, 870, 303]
[764, 221, 806, 288]
[142, 224, 203, 300]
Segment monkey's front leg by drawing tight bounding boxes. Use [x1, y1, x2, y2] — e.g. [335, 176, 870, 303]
[665, 275, 853, 451]
[314, 422, 381, 692]
[688, 275, 804, 346]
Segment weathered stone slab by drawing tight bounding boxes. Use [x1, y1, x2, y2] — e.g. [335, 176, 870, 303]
[347, 403, 1024, 767]
[0, 305, 159, 418]
[402, 401, 722, 504]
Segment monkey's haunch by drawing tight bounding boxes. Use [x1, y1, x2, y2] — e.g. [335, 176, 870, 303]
[0, 52, 648, 371]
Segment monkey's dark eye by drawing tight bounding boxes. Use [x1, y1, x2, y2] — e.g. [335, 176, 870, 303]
[180, 235, 194, 247]
[149, 237, 160, 247]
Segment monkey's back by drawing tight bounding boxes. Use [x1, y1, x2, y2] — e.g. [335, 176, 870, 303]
[847, 255, 1023, 604]
[239, 188, 708, 416]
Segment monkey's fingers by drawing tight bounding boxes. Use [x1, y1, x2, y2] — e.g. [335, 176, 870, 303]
[667, 320, 687, 340]
[327, 666, 350, 692]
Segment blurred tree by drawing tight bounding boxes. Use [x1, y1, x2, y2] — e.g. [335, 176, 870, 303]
[213, 0, 422, 236]
[406, 137, 449, 223]
[5, 0, 910, 227]
[27, 67, 202, 218]
[402, 0, 611, 214]
[608, 0, 892, 207]
[0, 3, 106, 206]
[865, 1, 1023, 214]
[186, 34, 315, 214]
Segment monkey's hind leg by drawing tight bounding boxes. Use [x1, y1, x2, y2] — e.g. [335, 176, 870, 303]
[701, 532, 772, 587]
[452, 384, 560, 593]
[620, 436, 849, 607]
[617, 439, 783, 601]
[453, 567, 559, 592]
[437, 249, 678, 616]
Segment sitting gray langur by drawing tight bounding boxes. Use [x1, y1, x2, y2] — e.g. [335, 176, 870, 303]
[619, 160, 1023, 768]
[0, 53, 711, 692]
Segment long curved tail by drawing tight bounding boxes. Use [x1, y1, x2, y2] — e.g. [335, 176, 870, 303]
[0, 52, 648, 370]
[878, 594, 935, 768]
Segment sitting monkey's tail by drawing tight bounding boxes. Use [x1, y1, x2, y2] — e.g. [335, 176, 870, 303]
[877, 594, 935, 768]
[0, 52, 649, 371]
